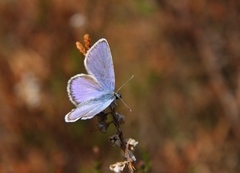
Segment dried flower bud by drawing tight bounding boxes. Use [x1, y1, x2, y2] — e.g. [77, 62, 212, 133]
[109, 161, 127, 173]
[126, 138, 138, 151]
[97, 121, 109, 133]
[76, 41, 86, 55]
[83, 34, 91, 50]
[109, 134, 121, 146]
[115, 112, 125, 124]
[125, 138, 139, 162]
[96, 112, 110, 133]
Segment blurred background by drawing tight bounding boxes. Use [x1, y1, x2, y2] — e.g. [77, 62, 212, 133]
[0, 0, 240, 173]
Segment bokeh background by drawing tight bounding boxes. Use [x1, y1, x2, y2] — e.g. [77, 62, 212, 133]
[0, 0, 240, 173]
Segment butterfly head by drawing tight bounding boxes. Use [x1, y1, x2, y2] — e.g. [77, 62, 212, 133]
[114, 92, 122, 100]
[114, 92, 131, 111]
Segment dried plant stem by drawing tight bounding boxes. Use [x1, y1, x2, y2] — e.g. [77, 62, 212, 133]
[109, 103, 136, 173]
[110, 103, 126, 151]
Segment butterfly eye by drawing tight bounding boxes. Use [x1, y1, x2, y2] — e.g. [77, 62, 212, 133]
[115, 93, 122, 99]
[114, 93, 132, 111]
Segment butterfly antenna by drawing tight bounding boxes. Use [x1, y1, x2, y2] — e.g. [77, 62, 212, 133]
[115, 75, 134, 111]
[116, 75, 134, 93]
[117, 96, 132, 112]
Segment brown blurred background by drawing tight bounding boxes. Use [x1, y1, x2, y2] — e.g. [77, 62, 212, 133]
[0, 0, 240, 173]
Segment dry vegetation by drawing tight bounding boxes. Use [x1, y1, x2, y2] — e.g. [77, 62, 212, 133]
[0, 0, 240, 173]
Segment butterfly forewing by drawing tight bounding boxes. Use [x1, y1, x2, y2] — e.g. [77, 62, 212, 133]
[84, 39, 115, 91]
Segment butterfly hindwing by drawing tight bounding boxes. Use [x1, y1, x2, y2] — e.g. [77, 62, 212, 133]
[67, 74, 105, 106]
[65, 94, 115, 122]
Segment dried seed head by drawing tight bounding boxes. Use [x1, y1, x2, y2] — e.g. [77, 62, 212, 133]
[109, 161, 127, 173]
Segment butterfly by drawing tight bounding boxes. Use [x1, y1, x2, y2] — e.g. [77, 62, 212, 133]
[65, 38, 119, 122]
